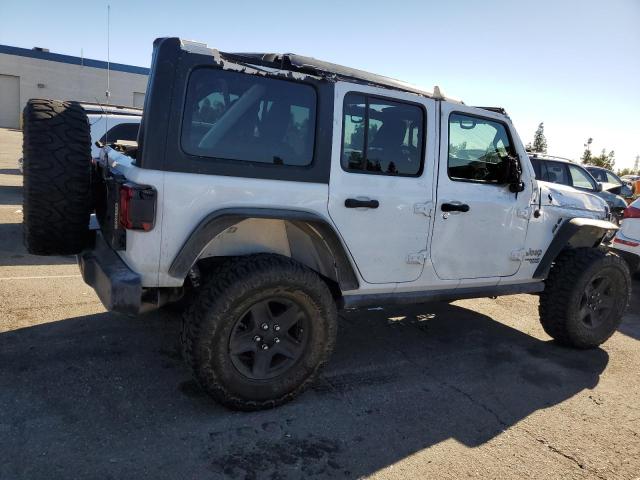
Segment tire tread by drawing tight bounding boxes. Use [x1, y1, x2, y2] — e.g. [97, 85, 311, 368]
[181, 254, 337, 411]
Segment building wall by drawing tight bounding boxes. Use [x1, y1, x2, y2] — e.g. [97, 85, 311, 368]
[0, 52, 148, 128]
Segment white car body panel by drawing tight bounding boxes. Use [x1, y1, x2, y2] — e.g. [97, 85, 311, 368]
[327, 82, 437, 284]
[101, 86, 610, 294]
[430, 102, 532, 281]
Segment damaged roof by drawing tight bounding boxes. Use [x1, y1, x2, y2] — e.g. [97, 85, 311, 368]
[180, 39, 463, 104]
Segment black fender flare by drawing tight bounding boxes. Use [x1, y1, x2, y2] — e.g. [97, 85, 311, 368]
[168, 208, 359, 291]
[533, 217, 618, 280]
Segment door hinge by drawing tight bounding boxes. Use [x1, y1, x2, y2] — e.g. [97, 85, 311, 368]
[407, 251, 426, 264]
[516, 207, 531, 219]
[510, 249, 525, 261]
[414, 202, 433, 217]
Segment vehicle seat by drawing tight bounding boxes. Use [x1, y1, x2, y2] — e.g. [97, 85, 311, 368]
[368, 116, 406, 173]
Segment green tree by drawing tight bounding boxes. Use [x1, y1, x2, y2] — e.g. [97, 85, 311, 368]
[581, 137, 593, 164]
[584, 148, 615, 170]
[532, 122, 547, 153]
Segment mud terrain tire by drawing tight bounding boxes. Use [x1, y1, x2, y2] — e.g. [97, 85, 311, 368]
[539, 248, 631, 349]
[181, 254, 337, 411]
[22, 99, 92, 255]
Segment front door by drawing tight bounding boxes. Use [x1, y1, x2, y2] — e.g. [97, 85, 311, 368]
[328, 85, 436, 284]
[430, 103, 530, 280]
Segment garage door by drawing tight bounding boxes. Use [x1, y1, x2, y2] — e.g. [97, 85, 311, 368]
[0, 75, 20, 129]
[133, 92, 145, 108]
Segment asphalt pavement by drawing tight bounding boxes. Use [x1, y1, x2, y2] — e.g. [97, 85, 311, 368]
[1, 128, 639, 480]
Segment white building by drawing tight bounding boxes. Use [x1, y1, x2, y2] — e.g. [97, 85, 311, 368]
[0, 44, 149, 129]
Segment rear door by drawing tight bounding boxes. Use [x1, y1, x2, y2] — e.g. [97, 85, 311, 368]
[328, 84, 436, 284]
[430, 104, 531, 280]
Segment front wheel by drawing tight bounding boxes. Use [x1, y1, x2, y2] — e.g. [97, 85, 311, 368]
[539, 248, 631, 349]
[181, 254, 337, 410]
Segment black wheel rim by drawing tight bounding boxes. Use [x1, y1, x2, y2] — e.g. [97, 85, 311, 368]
[228, 297, 310, 380]
[578, 273, 617, 328]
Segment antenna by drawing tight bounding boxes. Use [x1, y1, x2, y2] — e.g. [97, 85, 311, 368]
[105, 5, 111, 145]
[106, 4, 111, 104]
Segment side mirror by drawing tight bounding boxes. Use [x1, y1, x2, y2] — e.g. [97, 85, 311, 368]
[596, 182, 603, 192]
[503, 155, 525, 192]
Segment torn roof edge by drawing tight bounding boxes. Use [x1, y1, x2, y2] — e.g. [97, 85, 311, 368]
[179, 39, 464, 104]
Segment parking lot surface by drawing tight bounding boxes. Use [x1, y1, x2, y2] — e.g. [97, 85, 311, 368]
[1, 127, 639, 479]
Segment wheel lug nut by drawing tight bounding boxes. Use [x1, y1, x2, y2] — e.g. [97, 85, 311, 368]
[274, 337, 280, 343]
[253, 335, 262, 342]
[274, 324, 281, 331]
[261, 344, 269, 350]
[261, 323, 269, 331]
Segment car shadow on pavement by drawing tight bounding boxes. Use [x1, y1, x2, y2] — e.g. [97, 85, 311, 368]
[617, 278, 640, 341]
[0, 222, 76, 267]
[0, 303, 608, 480]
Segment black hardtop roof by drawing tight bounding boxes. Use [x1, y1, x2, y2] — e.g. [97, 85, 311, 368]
[219, 50, 446, 101]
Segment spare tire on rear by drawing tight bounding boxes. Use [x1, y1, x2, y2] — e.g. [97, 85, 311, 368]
[22, 99, 92, 255]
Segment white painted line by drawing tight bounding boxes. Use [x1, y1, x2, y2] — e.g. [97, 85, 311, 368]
[0, 274, 81, 281]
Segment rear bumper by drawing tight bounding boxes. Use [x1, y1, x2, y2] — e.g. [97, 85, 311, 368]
[78, 231, 142, 314]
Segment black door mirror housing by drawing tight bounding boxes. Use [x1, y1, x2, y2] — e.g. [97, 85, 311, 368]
[502, 155, 525, 192]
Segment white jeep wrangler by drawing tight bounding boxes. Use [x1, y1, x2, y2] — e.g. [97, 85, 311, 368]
[21, 38, 632, 410]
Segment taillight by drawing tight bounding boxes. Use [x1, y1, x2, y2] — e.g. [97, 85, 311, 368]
[118, 183, 156, 231]
[623, 206, 640, 219]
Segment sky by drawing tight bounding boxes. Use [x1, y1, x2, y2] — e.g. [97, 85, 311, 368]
[1, 0, 639, 170]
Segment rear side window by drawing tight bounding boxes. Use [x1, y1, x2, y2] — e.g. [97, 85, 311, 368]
[605, 171, 621, 185]
[181, 68, 317, 166]
[568, 164, 596, 190]
[448, 113, 514, 183]
[99, 122, 140, 144]
[341, 93, 424, 176]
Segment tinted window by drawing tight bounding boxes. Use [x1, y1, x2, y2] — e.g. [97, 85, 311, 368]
[588, 168, 606, 182]
[530, 158, 543, 178]
[99, 122, 140, 144]
[181, 68, 316, 166]
[568, 164, 596, 190]
[541, 161, 570, 185]
[341, 93, 424, 176]
[448, 113, 514, 183]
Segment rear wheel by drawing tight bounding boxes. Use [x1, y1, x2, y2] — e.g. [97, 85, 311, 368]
[539, 248, 631, 348]
[181, 254, 337, 410]
[22, 99, 92, 255]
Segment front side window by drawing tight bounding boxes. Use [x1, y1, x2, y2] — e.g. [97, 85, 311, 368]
[448, 113, 514, 183]
[530, 158, 543, 178]
[341, 93, 424, 176]
[588, 168, 606, 182]
[181, 68, 316, 166]
[568, 164, 596, 190]
[542, 161, 571, 185]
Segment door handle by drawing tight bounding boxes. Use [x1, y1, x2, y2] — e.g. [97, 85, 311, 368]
[345, 198, 379, 209]
[441, 202, 470, 213]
